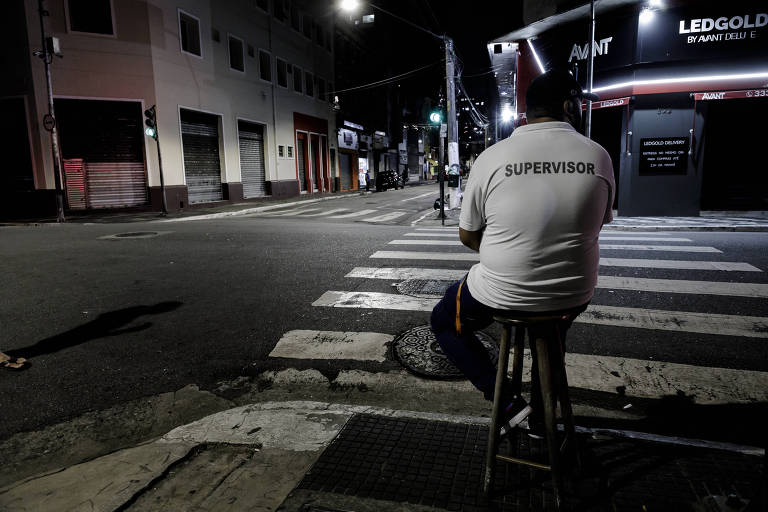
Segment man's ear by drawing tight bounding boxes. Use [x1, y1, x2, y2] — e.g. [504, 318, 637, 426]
[563, 99, 577, 116]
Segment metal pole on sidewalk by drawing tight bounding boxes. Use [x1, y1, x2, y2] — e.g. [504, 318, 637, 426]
[585, 0, 596, 138]
[37, 0, 65, 222]
[153, 111, 168, 215]
[439, 131, 445, 225]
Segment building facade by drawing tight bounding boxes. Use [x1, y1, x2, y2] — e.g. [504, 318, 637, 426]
[2, 0, 338, 218]
[492, 0, 767, 215]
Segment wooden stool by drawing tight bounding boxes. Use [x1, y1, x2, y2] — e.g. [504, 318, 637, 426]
[482, 312, 579, 510]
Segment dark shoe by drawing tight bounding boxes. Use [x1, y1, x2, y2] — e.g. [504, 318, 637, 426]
[499, 396, 532, 437]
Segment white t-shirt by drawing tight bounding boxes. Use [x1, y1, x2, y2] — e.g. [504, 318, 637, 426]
[460, 121, 614, 312]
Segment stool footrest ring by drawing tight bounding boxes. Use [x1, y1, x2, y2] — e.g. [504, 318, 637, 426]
[495, 454, 551, 471]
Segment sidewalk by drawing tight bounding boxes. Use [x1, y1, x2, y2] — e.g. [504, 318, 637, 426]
[1, 401, 763, 512]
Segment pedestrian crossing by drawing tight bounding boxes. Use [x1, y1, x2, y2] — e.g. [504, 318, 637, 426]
[258, 205, 410, 223]
[271, 229, 768, 404]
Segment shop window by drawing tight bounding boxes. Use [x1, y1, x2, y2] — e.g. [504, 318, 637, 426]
[178, 10, 201, 57]
[276, 58, 288, 87]
[293, 66, 303, 93]
[258, 49, 272, 82]
[66, 0, 114, 35]
[305, 71, 314, 97]
[228, 35, 244, 72]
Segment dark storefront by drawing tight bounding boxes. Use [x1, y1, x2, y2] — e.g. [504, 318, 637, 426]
[501, 0, 768, 215]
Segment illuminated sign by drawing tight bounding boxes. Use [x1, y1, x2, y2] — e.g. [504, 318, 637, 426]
[694, 88, 768, 100]
[639, 137, 689, 175]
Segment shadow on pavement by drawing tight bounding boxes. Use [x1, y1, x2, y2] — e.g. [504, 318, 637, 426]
[6, 301, 183, 360]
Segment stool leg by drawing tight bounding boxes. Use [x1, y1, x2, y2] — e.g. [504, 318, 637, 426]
[535, 335, 564, 510]
[483, 324, 512, 497]
[510, 326, 525, 397]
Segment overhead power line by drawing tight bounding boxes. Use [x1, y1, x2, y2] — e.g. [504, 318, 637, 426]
[330, 59, 445, 95]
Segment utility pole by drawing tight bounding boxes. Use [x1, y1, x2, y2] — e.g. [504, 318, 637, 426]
[444, 36, 461, 210]
[585, 0, 596, 138]
[37, 0, 65, 222]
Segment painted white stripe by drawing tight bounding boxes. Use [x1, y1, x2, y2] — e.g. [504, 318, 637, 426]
[389, 239, 462, 246]
[345, 267, 467, 281]
[597, 275, 768, 298]
[599, 236, 691, 242]
[269, 330, 391, 362]
[369, 252, 761, 272]
[297, 208, 350, 217]
[599, 258, 761, 272]
[266, 207, 322, 216]
[328, 208, 378, 219]
[600, 244, 721, 253]
[313, 291, 768, 338]
[362, 211, 408, 223]
[400, 191, 435, 202]
[415, 227, 458, 232]
[345, 267, 768, 298]
[371, 250, 479, 261]
[404, 232, 458, 238]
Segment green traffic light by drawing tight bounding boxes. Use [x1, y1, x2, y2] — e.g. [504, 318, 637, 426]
[429, 111, 442, 124]
[145, 127, 156, 138]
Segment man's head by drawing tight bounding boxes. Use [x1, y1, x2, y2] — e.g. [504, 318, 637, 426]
[525, 69, 599, 130]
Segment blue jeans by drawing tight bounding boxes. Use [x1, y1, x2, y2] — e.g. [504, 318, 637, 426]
[430, 277, 587, 411]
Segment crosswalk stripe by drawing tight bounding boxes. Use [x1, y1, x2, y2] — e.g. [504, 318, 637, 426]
[400, 191, 435, 202]
[362, 211, 409, 223]
[599, 258, 761, 271]
[345, 267, 768, 298]
[599, 236, 692, 242]
[296, 208, 350, 217]
[313, 291, 768, 338]
[269, 330, 391, 362]
[415, 227, 458, 232]
[600, 244, 721, 253]
[370, 251, 762, 271]
[267, 329, 768, 403]
[328, 209, 378, 219]
[265, 207, 321, 216]
[404, 232, 458, 237]
[389, 239, 462, 246]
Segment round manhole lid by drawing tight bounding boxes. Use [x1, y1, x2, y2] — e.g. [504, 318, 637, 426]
[396, 279, 453, 298]
[393, 324, 498, 380]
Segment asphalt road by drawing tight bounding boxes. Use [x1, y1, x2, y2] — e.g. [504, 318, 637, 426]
[1, 184, 767, 442]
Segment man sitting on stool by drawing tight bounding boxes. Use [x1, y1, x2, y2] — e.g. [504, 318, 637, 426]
[430, 69, 615, 437]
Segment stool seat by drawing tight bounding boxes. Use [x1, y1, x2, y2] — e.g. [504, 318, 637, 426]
[483, 312, 579, 510]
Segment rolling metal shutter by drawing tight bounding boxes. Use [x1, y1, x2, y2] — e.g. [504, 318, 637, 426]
[339, 152, 352, 191]
[238, 121, 266, 198]
[55, 99, 148, 209]
[181, 110, 222, 203]
[297, 137, 307, 191]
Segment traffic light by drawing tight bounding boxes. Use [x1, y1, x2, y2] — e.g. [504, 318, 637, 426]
[144, 105, 157, 139]
[429, 111, 442, 124]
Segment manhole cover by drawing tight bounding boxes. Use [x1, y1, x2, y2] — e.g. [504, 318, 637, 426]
[99, 231, 166, 240]
[396, 278, 453, 298]
[393, 324, 498, 379]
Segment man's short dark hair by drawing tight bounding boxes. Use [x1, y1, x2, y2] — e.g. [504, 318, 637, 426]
[525, 69, 598, 120]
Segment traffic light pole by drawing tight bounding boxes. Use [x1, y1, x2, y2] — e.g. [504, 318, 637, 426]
[145, 105, 168, 215]
[155, 129, 168, 216]
[38, 0, 65, 222]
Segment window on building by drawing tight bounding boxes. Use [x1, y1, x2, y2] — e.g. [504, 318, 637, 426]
[278, 145, 285, 157]
[325, 31, 332, 52]
[274, 0, 287, 22]
[178, 10, 201, 57]
[317, 77, 326, 101]
[276, 58, 287, 87]
[328, 82, 334, 100]
[315, 23, 324, 46]
[258, 49, 272, 82]
[229, 35, 244, 72]
[302, 13, 312, 38]
[255, 0, 269, 12]
[212, 28, 220, 42]
[305, 71, 314, 97]
[293, 66, 303, 93]
[287, 146, 293, 158]
[247, 44, 254, 57]
[67, 0, 114, 35]
[291, 6, 301, 31]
